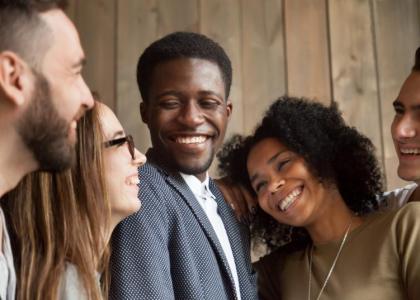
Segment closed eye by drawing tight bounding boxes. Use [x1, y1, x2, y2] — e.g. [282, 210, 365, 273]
[159, 99, 180, 109]
[254, 181, 267, 194]
[116, 141, 127, 147]
[276, 160, 290, 171]
[199, 98, 220, 109]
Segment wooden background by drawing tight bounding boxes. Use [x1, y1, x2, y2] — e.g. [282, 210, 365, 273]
[66, 0, 420, 190]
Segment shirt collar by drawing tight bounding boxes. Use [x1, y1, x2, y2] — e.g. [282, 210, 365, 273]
[180, 172, 215, 199]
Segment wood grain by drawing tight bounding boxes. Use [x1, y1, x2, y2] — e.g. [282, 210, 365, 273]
[241, 0, 286, 134]
[329, 0, 383, 167]
[284, 0, 331, 104]
[70, 0, 419, 189]
[75, 0, 117, 109]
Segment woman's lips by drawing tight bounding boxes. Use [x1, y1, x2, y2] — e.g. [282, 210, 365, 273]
[125, 174, 140, 186]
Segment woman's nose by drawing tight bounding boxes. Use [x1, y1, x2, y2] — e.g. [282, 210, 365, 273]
[269, 178, 285, 195]
[132, 148, 146, 167]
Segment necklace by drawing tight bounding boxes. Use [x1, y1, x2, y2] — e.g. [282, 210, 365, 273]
[307, 220, 353, 300]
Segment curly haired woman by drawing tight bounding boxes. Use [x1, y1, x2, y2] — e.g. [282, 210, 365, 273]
[219, 96, 420, 300]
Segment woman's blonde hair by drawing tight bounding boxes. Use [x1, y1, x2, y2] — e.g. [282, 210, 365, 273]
[3, 100, 111, 299]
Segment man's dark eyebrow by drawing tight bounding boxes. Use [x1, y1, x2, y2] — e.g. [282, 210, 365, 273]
[393, 99, 420, 110]
[198, 90, 224, 100]
[154, 90, 182, 99]
[154, 90, 224, 101]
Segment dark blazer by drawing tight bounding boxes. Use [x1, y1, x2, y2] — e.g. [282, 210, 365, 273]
[109, 149, 257, 300]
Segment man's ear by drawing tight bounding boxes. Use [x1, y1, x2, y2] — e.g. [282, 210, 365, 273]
[226, 99, 233, 120]
[140, 101, 148, 124]
[0, 51, 29, 107]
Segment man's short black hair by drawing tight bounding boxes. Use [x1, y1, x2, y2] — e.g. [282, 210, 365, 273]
[0, 0, 68, 69]
[413, 47, 420, 71]
[136, 31, 232, 103]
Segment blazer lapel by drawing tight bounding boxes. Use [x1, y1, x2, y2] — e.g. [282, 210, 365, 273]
[146, 148, 238, 297]
[167, 174, 235, 273]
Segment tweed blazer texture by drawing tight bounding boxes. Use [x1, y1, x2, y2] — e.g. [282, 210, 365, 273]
[109, 149, 258, 300]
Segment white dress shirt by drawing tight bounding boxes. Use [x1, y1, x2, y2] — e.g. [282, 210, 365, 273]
[382, 182, 417, 209]
[180, 172, 241, 300]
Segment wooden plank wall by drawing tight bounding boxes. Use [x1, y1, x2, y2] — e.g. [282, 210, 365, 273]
[67, 0, 420, 190]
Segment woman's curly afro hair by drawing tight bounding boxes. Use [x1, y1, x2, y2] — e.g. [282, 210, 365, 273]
[218, 96, 384, 251]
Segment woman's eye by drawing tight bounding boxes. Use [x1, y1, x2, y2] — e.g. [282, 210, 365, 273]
[255, 181, 266, 193]
[277, 160, 290, 171]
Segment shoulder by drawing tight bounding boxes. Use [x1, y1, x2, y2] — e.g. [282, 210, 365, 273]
[139, 162, 183, 197]
[381, 203, 420, 259]
[360, 203, 420, 231]
[392, 202, 420, 229]
[116, 163, 181, 232]
[137, 162, 175, 211]
[139, 162, 167, 186]
[253, 242, 305, 300]
[254, 241, 306, 274]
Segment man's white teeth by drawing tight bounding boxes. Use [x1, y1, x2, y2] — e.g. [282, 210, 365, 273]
[279, 187, 302, 211]
[126, 175, 140, 186]
[175, 136, 207, 144]
[400, 148, 420, 155]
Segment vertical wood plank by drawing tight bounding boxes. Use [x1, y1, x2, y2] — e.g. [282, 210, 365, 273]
[284, 0, 331, 104]
[328, 0, 383, 169]
[75, 0, 116, 110]
[241, 0, 286, 134]
[264, 0, 287, 107]
[65, 0, 77, 22]
[372, 0, 420, 189]
[156, 0, 199, 35]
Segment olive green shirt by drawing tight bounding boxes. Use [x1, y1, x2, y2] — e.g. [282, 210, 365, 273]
[254, 203, 420, 300]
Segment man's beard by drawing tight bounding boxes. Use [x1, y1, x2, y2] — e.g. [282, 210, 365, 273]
[17, 72, 74, 171]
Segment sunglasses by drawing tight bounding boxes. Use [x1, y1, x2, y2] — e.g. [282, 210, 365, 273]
[104, 134, 135, 160]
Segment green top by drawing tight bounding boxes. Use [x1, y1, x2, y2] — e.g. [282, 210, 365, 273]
[254, 203, 420, 300]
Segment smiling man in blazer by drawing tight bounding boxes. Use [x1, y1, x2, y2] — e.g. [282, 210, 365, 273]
[109, 32, 257, 300]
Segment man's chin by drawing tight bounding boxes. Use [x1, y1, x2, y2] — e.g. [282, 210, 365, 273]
[174, 156, 214, 176]
[37, 142, 75, 172]
[398, 168, 420, 183]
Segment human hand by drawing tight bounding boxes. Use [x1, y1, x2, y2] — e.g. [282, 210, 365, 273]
[215, 176, 258, 225]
